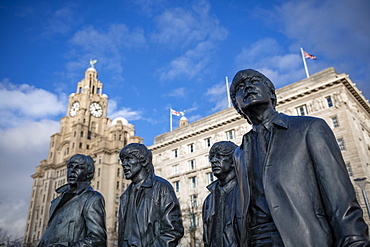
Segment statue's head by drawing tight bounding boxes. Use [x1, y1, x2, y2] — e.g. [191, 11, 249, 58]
[230, 69, 276, 123]
[66, 154, 95, 186]
[119, 143, 154, 182]
[209, 141, 238, 180]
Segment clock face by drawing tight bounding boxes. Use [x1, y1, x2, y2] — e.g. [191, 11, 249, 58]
[70, 101, 80, 117]
[90, 102, 103, 118]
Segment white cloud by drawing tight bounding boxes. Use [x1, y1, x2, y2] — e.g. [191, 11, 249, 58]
[154, 1, 228, 80]
[163, 87, 186, 97]
[42, 3, 81, 37]
[65, 24, 146, 81]
[205, 82, 229, 113]
[108, 99, 144, 121]
[0, 80, 66, 128]
[234, 38, 304, 88]
[0, 81, 64, 237]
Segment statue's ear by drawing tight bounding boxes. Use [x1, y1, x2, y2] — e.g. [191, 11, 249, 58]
[86, 172, 94, 181]
[141, 157, 149, 167]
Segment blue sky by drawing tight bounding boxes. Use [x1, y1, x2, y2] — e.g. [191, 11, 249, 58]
[1, 0, 369, 237]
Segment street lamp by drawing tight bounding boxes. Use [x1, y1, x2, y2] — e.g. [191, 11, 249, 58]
[354, 177, 370, 219]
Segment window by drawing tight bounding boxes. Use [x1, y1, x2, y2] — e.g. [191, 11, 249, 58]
[207, 172, 214, 184]
[98, 168, 101, 177]
[296, 105, 308, 116]
[188, 143, 194, 153]
[116, 181, 120, 190]
[346, 163, 353, 177]
[205, 155, 211, 166]
[117, 168, 120, 177]
[326, 96, 333, 107]
[99, 156, 102, 164]
[79, 142, 83, 148]
[190, 177, 197, 189]
[205, 138, 211, 147]
[191, 194, 198, 207]
[337, 138, 346, 151]
[115, 194, 119, 203]
[173, 164, 179, 175]
[80, 131, 84, 137]
[189, 159, 196, 170]
[173, 149, 178, 158]
[97, 181, 100, 190]
[226, 130, 235, 141]
[173, 181, 180, 193]
[331, 116, 339, 128]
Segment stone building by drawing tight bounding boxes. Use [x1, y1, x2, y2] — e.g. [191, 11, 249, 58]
[149, 67, 370, 246]
[23, 66, 142, 246]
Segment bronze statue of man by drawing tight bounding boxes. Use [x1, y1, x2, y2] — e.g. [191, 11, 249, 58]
[38, 154, 107, 247]
[118, 143, 184, 246]
[203, 141, 242, 247]
[230, 69, 370, 246]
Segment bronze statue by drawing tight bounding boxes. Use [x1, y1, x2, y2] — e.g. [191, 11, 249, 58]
[230, 69, 370, 246]
[38, 154, 107, 247]
[118, 143, 184, 246]
[203, 141, 242, 247]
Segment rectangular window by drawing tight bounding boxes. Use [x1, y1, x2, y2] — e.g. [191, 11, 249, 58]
[117, 168, 120, 177]
[207, 172, 214, 184]
[188, 143, 194, 153]
[173, 181, 180, 193]
[97, 181, 100, 190]
[346, 163, 353, 177]
[296, 105, 308, 116]
[173, 149, 178, 158]
[189, 159, 196, 170]
[116, 181, 120, 190]
[173, 164, 179, 175]
[99, 156, 102, 164]
[326, 96, 333, 107]
[337, 138, 346, 151]
[190, 177, 197, 189]
[205, 138, 211, 147]
[191, 194, 198, 207]
[226, 130, 235, 141]
[331, 116, 339, 128]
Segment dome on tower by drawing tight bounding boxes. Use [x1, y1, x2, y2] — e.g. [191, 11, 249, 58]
[87, 67, 97, 72]
[111, 117, 129, 126]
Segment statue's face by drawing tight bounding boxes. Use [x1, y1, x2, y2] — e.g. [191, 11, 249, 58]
[234, 76, 271, 114]
[209, 152, 233, 178]
[121, 153, 143, 181]
[67, 162, 88, 185]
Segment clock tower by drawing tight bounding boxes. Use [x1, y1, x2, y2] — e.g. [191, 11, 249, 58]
[24, 63, 143, 246]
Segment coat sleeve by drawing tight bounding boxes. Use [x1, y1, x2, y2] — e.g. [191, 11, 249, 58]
[71, 192, 107, 247]
[202, 195, 211, 247]
[152, 185, 184, 247]
[307, 118, 370, 246]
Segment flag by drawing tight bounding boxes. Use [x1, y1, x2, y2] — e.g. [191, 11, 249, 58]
[303, 50, 317, 60]
[171, 108, 181, 116]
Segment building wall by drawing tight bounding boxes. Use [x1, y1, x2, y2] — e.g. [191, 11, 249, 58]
[150, 67, 370, 246]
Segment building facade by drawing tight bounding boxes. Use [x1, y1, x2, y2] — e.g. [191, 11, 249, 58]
[24, 67, 370, 247]
[23, 66, 142, 246]
[149, 67, 370, 246]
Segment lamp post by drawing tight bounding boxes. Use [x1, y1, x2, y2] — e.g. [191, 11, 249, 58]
[354, 177, 370, 219]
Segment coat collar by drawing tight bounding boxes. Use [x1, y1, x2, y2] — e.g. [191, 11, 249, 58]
[55, 181, 91, 195]
[207, 178, 237, 194]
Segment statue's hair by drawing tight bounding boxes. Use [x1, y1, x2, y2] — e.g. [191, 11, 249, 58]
[209, 141, 238, 157]
[119, 143, 154, 173]
[229, 69, 276, 121]
[67, 154, 95, 181]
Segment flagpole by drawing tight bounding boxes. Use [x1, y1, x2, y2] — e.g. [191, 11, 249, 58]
[170, 108, 173, 132]
[225, 76, 231, 107]
[300, 47, 310, 78]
